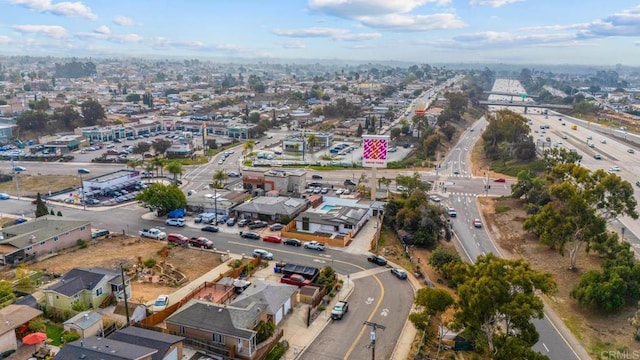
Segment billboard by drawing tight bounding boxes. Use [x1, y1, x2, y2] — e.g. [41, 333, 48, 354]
[362, 135, 389, 168]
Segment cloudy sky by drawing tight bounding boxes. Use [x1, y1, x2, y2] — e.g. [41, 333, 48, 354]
[1, 0, 640, 65]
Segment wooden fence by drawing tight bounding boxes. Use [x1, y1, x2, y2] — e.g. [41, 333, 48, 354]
[281, 221, 353, 247]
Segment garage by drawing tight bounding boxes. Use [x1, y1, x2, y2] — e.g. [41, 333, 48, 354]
[275, 306, 284, 325]
[164, 348, 178, 360]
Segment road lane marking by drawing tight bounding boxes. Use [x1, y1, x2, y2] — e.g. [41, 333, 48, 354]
[543, 343, 549, 352]
[343, 273, 385, 360]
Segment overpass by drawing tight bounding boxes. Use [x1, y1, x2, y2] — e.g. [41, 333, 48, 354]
[479, 100, 573, 113]
[483, 90, 537, 99]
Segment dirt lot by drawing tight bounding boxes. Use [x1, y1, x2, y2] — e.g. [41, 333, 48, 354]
[3, 235, 223, 304]
[479, 196, 638, 356]
[0, 174, 78, 198]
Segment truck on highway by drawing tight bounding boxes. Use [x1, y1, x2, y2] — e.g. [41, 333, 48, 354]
[280, 274, 311, 287]
[139, 228, 167, 240]
[331, 301, 349, 320]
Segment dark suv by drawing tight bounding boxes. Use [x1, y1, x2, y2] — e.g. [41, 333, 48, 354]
[367, 255, 387, 266]
[240, 232, 261, 240]
[344, 179, 357, 186]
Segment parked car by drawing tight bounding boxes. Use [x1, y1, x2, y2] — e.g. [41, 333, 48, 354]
[237, 219, 249, 227]
[367, 255, 387, 266]
[0, 193, 11, 200]
[312, 174, 323, 179]
[263, 235, 282, 243]
[167, 233, 189, 245]
[391, 268, 408, 279]
[252, 249, 274, 260]
[248, 221, 268, 229]
[270, 223, 284, 231]
[240, 231, 261, 240]
[226, 217, 237, 226]
[189, 237, 213, 249]
[201, 225, 219, 233]
[152, 295, 170, 312]
[166, 218, 185, 227]
[304, 241, 325, 251]
[429, 195, 441, 202]
[283, 238, 302, 247]
[493, 178, 506, 183]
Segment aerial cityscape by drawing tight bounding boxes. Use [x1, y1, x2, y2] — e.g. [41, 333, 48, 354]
[1, 1, 640, 360]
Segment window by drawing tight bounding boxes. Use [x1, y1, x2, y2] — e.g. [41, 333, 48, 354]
[53, 236, 59, 241]
[81, 226, 86, 231]
[344, 224, 353, 229]
[96, 288, 103, 296]
[26, 246, 32, 251]
[212, 333, 225, 343]
[39, 241, 45, 246]
[302, 217, 309, 231]
[179, 326, 185, 334]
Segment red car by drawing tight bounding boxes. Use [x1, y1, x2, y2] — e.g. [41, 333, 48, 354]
[493, 178, 506, 183]
[263, 235, 282, 243]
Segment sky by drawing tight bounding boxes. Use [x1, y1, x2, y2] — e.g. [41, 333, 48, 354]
[1, 0, 640, 66]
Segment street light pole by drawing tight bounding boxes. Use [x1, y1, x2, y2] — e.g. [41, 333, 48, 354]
[80, 174, 86, 211]
[11, 157, 21, 199]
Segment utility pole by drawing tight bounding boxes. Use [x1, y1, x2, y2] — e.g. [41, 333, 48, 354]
[363, 321, 385, 360]
[120, 263, 130, 327]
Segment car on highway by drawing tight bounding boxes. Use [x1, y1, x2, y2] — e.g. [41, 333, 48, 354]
[283, 238, 302, 247]
[636, 180, 640, 188]
[367, 255, 387, 266]
[201, 225, 219, 233]
[227, 171, 240, 177]
[304, 241, 325, 251]
[594, 154, 602, 160]
[240, 231, 261, 240]
[609, 166, 621, 172]
[391, 268, 408, 280]
[13, 166, 26, 172]
[252, 249, 274, 260]
[270, 223, 284, 231]
[600, 139, 607, 144]
[152, 295, 170, 312]
[587, 136, 593, 140]
[494, 178, 506, 183]
[447, 207, 457, 217]
[628, 149, 635, 154]
[561, 134, 568, 139]
[263, 235, 282, 243]
[429, 195, 441, 202]
[311, 174, 323, 179]
[165, 218, 185, 227]
[473, 218, 483, 228]
[0, 193, 10, 200]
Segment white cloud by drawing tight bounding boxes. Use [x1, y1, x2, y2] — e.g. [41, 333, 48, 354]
[309, 0, 450, 18]
[151, 37, 243, 53]
[0, 36, 11, 44]
[12, 24, 68, 38]
[358, 13, 466, 31]
[273, 27, 381, 41]
[113, 15, 135, 26]
[94, 25, 110, 35]
[112, 33, 143, 43]
[469, 0, 523, 7]
[281, 40, 306, 49]
[9, 0, 97, 20]
[423, 31, 578, 50]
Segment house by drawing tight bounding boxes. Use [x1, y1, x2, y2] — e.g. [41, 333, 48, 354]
[0, 305, 43, 354]
[0, 216, 91, 265]
[232, 280, 297, 326]
[42, 267, 131, 311]
[295, 204, 369, 236]
[165, 299, 266, 359]
[109, 327, 184, 360]
[54, 336, 157, 360]
[234, 196, 308, 223]
[63, 311, 103, 339]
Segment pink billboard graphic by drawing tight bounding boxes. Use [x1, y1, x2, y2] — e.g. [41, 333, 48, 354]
[362, 135, 389, 168]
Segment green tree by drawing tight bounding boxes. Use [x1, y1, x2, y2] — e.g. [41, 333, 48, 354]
[34, 192, 49, 217]
[243, 140, 255, 159]
[16, 110, 48, 131]
[80, 98, 105, 126]
[629, 304, 640, 341]
[415, 287, 454, 316]
[429, 247, 462, 274]
[255, 320, 275, 343]
[447, 254, 555, 357]
[165, 160, 184, 180]
[396, 172, 430, 193]
[53, 105, 81, 129]
[125, 93, 141, 103]
[212, 169, 227, 189]
[151, 139, 172, 157]
[136, 183, 187, 216]
[127, 159, 143, 172]
[356, 123, 363, 137]
[132, 142, 151, 158]
[0, 280, 15, 307]
[150, 157, 167, 177]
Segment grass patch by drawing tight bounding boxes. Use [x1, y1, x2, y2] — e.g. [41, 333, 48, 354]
[489, 158, 545, 177]
[46, 322, 65, 346]
[494, 205, 511, 214]
[307, 164, 361, 171]
[174, 156, 209, 166]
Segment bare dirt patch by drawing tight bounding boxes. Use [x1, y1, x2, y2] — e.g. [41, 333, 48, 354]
[479, 196, 638, 355]
[5, 235, 223, 304]
[0, 174, 78, 198]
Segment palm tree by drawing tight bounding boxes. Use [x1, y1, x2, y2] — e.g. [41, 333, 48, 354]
[126, 159, 142, 172]
[212, 169, 228, 189]
[151, 157, 167, 177]
[165, 160, 184, 180]
[243, 140, 256, 159]
[144, 163, 155, 183]
[307, 133, 318, 151]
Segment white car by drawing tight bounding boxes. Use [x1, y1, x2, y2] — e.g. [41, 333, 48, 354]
[600, 139, 607, 144]
[609, 166, 621, 172]
[304, 241, 326, 251]
[396, 185, 408, 192]
[166, 218, 185, 227]
[152, 295, 169, 312]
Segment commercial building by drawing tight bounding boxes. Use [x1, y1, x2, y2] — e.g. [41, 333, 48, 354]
[242, 168, 306, 195]
[234, 196, 309, 222]
[82, 169, 142, 195]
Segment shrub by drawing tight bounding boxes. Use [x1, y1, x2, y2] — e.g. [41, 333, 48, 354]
[76, 239, 87, 249]
[61, 330, 81, 343]
[143, 258, 157, 268]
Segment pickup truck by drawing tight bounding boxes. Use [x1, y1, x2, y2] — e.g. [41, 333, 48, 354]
[280, 274, 311, 287]
[331, 301, 349, 320]
[139, 228, 167, 240]
[303, 241, 325, 251]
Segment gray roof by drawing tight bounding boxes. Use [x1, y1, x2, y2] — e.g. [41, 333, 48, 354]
[166, 300, 256, 340]
[235, 196, 308, 216]
[0, 215, 90, 250]
[298, 205, 367, 226]
[64, 311, 103, 330]
[45, 267, 121, 297]
[232, 280, 297, 315]
[54, 336, 157, 360]
[109, 327, 184, 360]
